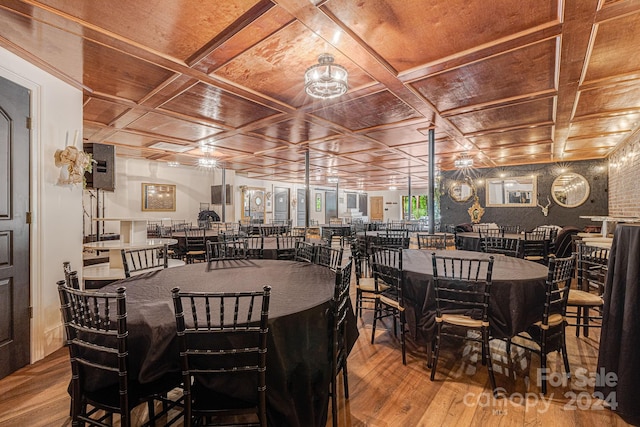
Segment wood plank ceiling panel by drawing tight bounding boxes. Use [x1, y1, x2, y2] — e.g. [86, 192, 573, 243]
[0, 0, 639, 190]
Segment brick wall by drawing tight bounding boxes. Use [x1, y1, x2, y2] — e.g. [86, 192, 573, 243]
[609, 132, 640, 216]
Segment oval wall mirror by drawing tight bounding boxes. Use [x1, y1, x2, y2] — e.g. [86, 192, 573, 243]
[551, 173, 590, 208]
[449, 181, 473, 202]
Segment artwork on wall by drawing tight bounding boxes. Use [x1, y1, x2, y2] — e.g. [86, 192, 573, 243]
[142, 183, 176, 211]
[467, 196, 485, 223]
[315, 193, 322, 212]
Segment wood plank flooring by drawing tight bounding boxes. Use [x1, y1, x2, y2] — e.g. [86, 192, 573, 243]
[0, 256, 630, 426]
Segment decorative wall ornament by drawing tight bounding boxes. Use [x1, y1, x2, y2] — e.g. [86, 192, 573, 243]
[468, 196, 485, 223]
[54, 142, 93, 186]
[537, 195, 552, 216]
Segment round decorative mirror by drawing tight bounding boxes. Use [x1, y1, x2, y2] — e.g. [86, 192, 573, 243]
[449, 181, 473, 202]
[551, 173, 590, 208]
[254, 196, 262, 206]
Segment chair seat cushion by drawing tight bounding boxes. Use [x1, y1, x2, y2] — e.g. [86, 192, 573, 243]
[567, 289, 603, 306]
[379, 295, 404, 310]
[533, 313, 564, 329]
[357, 278, 389, 293]
[437, 314, 485, 328]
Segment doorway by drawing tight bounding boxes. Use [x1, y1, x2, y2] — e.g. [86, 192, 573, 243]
[0, 75, 31, 379]
[274, 187, 289, 223]
[370, 196, 384, 221]
[296, 188, 306, 226]
[358, 193, 368, 217]
[325, 191, 337, 224]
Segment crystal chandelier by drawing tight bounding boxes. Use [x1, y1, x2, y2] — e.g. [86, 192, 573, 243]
[304, 53, 348, 99]
[198, 157, 216, 168]
[454, 153, 474, 169]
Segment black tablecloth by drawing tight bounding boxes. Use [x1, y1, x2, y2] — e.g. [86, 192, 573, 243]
[173, 229, 219, 253]
[319, 224, 352, 237]
[401, 249, 549, 343]
[355, 231, 413, 254]
[596, 224, 640, 425]
[101, 260, 358, 427]
[455, 232, 524, 252]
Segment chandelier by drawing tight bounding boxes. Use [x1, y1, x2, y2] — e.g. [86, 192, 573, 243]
[198, 157, 216, 168]
[304, 53, 348, 99]
[454, 153, 474, 169]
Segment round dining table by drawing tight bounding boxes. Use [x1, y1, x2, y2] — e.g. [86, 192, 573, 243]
[99, 259, 358, 427]
[401, 249, 549, 343]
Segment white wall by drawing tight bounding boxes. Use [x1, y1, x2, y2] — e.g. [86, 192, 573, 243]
[233, 176, 374, 225]
[85, 159, 235, 234]
[233, 176, 427, 225]
[0, 47, 84, 361]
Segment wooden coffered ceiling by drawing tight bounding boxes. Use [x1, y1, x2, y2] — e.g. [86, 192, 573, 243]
[1, 0, 640, 190]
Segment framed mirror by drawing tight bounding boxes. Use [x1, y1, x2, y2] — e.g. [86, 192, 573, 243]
[242, 186, 265, 223]
[485, 176, 537, 207]
[141, 183, 176, 212]
[449, 181, 473, 202]
[551, 173, 590, 208]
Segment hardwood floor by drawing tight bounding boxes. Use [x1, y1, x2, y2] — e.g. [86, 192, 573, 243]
[0, 261, 630, 426]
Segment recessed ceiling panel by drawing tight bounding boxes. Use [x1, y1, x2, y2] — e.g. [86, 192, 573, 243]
[448, 97, 554, 134]
[311, 91, 423, 131]
[468, 126, 553, 149]
[38, 0, 265, 61]
[82, 40, 175, 102]
[83, 98, 130, 125]
[583, 11, 640, 83]
[411, 38, 558, 113]
[251, 119, 339, 143]
[308, 136, 382, 155]
[574, 82, 640, 118]
[102, 131, 158, 148]
[365, 122, 435, 146]
[161, 82, 282, 128]
[128, 112, 224, 141]
[209, 135, 286, 155]
[568, 114, 640, 138]
[324, 0, 559, 72]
